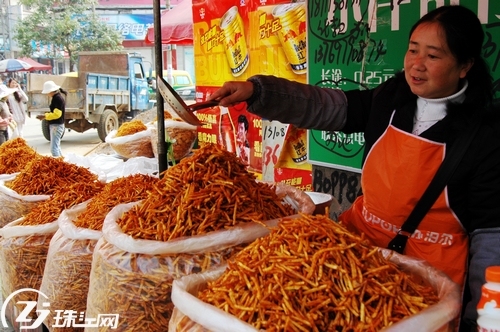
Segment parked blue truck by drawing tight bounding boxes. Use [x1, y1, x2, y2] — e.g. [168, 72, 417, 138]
[27, 51, 151, 142]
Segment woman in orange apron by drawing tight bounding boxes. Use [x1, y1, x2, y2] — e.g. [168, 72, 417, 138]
[210, 5, 500, 331]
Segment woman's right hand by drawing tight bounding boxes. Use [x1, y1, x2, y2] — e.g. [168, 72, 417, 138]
[208, 81, 254, 107]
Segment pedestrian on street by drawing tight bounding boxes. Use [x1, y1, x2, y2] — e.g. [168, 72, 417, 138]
[209, 5, 500, 331]
[7, 78, 28, 138]
[40, 80, 67, 157]
[0, 84, 15, 145]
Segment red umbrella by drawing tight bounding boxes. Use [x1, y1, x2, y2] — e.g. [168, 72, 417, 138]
[17, 58, 52, 71]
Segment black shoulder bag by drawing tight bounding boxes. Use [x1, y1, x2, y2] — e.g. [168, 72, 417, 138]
[387, 121, 481, 254]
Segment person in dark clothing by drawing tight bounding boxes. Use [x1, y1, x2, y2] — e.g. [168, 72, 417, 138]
[209, 5, 500, 331]
[41, 80, 67, 157]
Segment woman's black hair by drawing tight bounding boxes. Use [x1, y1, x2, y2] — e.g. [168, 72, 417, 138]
[409, 5, 493, 111]
[56, 88, 68, 97]
[7, 78, 21, 103]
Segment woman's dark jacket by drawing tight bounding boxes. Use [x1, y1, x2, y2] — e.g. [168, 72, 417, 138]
[48, 92, 65, 125]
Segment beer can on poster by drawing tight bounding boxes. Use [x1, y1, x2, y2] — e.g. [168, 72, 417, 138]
[272, 3, 307, 75]
[220, 6, 249, 77]
[288, 125, 308, 164]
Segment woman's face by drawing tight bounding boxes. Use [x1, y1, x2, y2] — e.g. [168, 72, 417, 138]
[9, 80, 17, 88]
[404, 22, 472, 99]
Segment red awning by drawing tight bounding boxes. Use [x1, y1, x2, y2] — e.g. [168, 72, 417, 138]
[17, 57, 52, 71]
[145, 0, 193, 45]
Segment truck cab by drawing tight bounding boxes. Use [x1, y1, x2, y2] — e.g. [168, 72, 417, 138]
[128, 53, 150, 113]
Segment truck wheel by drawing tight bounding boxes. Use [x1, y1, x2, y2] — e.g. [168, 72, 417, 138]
[41, 120, 65, 141]
[98, 109, 119, 142]
[41, 119, 50, 141]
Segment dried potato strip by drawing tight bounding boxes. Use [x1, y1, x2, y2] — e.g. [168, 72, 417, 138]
[198, 214, 439, 332]
[117, 144, 294, 241]
[116, 119, 147, 137]
[0, 234, 51, 315]
[73, 174, 159, 230]
[87, 239, 242, 331]
[42, 238, 96, 331]
[6, 156, 99, 195]
[0, 146, 39, 174]
[19, 181, 104, 226]
[0, 137, 32, 154]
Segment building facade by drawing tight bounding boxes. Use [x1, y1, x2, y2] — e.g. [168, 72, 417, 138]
[0, 0, 194, 80]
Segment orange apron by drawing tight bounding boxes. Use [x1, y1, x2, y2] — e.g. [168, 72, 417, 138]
[339, 121, 468, 287]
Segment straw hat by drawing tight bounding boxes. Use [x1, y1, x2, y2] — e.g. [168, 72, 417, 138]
[41, 80, 61, 94]
[0, 84, 16, 99]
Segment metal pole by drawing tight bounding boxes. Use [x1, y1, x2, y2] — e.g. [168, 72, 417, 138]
[153, 0, 168, 176]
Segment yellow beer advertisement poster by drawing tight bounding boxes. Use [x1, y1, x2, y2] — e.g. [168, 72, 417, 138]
[193, 0, 312, 187]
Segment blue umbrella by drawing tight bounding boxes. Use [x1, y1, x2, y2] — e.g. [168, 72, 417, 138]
[0, 59, 33, 73]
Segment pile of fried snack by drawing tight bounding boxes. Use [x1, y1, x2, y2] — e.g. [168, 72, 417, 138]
[85, 143, 299, 331]
[0, 139, 447, 332]
[186, 214, 440, 331]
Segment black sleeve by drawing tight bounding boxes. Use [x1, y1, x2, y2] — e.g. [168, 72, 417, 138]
[246, 75, 348, 131]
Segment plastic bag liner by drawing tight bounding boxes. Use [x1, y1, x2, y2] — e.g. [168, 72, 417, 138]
[105, 128, 154, 159]
[149, 120, 197, 161]
[37, 201, 101, 332]
[99, 156, 158, 182]
[84, 201, 301, 331]
[0, 217, 59, 316]
[168, 249, 461, 332]
[0, 174, 50, 228]
[63, 153, 159, 183]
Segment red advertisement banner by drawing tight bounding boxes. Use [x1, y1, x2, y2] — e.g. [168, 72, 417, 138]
[193, 0, 311, 187]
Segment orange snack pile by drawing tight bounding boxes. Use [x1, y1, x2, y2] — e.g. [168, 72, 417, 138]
[19, 181, 105, 226]
[198, 214, 439, 331]
[0, 138, 39, 174]
[5, 156, 99, 196]
[116, 143, 295, 241]
[73, 173, 159, 231]
[116, 119, 147, 137]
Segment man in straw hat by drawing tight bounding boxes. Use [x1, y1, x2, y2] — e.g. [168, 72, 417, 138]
[0, 84, 16, 145]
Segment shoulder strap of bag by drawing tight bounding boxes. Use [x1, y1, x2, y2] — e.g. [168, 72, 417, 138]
[387, 120, 481, 254]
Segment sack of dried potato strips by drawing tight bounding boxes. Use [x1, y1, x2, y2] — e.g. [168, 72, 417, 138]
[0, 174, 49, 228]
[37, 173, 160, 331]
[168, 214, 461, 332]
[36, 201, 101, 332]
[0, 181, 103, 319]
[85, 144, 313, 331]
[0, 155, 102, 228]
[106, 121, 154, 159]
[150, 119, 197, 161]
[86, 201, 301, 332]
[0, 217, 59, 318]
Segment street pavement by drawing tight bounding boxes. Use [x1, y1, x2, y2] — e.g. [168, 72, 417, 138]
[23, 115, 103, 157]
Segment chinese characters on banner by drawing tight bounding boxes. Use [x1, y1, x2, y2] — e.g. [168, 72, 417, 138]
[307, 0, 500, 172]
[99, 14, 154, 40]
[193, 0, 311, 188]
